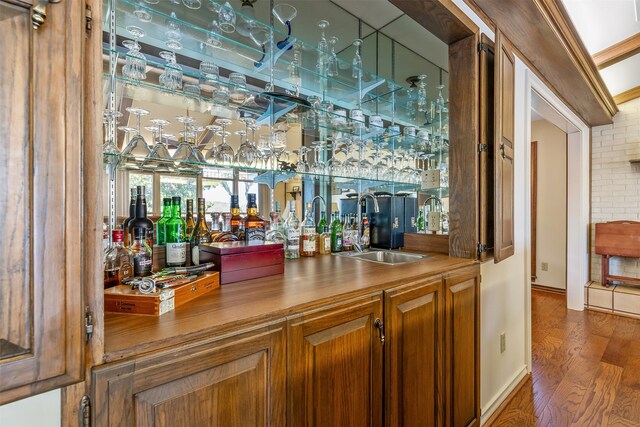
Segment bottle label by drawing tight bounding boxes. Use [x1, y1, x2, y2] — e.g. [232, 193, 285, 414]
[246, 227, 266, 243]
[166, 242, 187, 264]
[287, 228, 300, 239]
[134, 257, 152, 277]
[303, 237, 316, 253]
[192, 246, 200, 266]
[324, 238, 331, 252]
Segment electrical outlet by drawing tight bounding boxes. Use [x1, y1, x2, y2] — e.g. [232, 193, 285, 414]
[541, 262, 549, 271]
[500, 333, 506, 353]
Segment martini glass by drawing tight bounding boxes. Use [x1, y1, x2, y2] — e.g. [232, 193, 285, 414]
[103, 111, 120, 155]
[121, 107, 151, 164]
[173, 116, 199, 169]
[272, 4, 297, 50]
[249, 27, 270, 68]
[144, 119, 173, 171]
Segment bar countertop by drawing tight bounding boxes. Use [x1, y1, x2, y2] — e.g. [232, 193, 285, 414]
[103, 251, 476, 363]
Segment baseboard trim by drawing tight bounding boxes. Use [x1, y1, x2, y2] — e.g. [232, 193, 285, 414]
[532, 284, 566, 294]
[480, 367, 530, 426]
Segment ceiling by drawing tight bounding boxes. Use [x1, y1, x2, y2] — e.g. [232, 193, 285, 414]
[562, 0, 640, 99]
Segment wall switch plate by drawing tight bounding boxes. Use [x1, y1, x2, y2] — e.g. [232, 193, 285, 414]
[541, 262, 549, 271]
[500, 333, 506, 353]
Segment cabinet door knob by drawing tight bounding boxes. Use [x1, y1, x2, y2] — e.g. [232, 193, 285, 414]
[374, 318, 385, 344]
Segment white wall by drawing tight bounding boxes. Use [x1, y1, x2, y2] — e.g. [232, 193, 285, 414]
[531, 120, 567, 289]
[0, 389, 60, 427]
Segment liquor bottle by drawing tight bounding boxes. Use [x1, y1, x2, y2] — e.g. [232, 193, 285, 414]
[245, 193, 266, 244]
[191, 197, 212, 265]
[361, 214, 370, 250]
[300, 202, 316, 257]
[331, 212, 343, 253]
[127, 186, 154, 249]
[156, 197, 172, 245]
[130, 227, 153, 277]
[185, 199, 196, 239]
[230, 195, 245, 240]
[102, 222, 110, 251]
[318, 225, 332, 255]
[417, 209, 425, 233]
[316, 211, 328, 254]
[342, 214, 354, 251]
[166, 196, 187, 267]
[104, 229, 134, 288]
[284, 201, 300, 259]
[122, 188, 137, 246]
[266, 204, 285, 243]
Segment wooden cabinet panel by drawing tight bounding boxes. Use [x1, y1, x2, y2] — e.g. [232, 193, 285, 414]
[385, 277, 443, 427]
[494, 30, 515, 263]
[444, 266, 480, 427]
[0, 0, 83, 403]
[288, 294, 383, 427]
[93, 323, 286, 427]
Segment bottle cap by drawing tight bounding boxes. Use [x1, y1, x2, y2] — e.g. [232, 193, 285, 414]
[112, 229, 124, 242]
[163, 197, 172, 205]
[248, 193, 256, 204]
[187, 199, 193, 207]
[172, 196, 181, 203]
[130, 188, 137, 198]
[231, 195, 239, 208]
[137, 185, 145, 196]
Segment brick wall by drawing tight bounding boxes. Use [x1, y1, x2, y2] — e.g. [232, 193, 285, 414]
[591, 97, 640, 282]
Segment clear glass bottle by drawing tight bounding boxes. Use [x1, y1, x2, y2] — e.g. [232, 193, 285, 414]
[342, 213, 354, 251]
[266, 205, 285, 243]
[156, 197, 172, 245]
[361, 214, 370, 250]
[191, 197, 212, 265]
[185, 199, 196, 239]
[166, 196, 187, 267]
[104, 229, 134, 288]
[245, 193, 266, 244]
[331, 212, 343, 253]
[130, 227, 153, 277]
[300, 202, 316, 257]
[284, 201, 300, 259]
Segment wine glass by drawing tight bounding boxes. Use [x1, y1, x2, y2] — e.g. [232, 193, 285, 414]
[257, 134, 273, 169]
[310, 140, 327, 175]
[103, 111, 120, 155]
[327, 36, 339, 77]
[217, 2, 236, 33]
[417, 74, 428, 112]
[190, 125, 207, 162]
[204, 124, 222, 164]
[235, 117, 258, 168]
[173, 116, 200, 168]
[159, 51, 182, 91]
[317, 20, 329, 75]
[121, 107, 151, 163]
[122, 26, 147, 83]
[327, 138, 343, 176]
[271, 130, 288, 168]
[272, 4, 297, 50]
[352, 38, 363, 80]
[144, 119, 173, 171]
[214, 118, 235, 165]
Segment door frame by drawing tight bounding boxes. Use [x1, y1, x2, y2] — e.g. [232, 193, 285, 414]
[523, 69, 590, 370]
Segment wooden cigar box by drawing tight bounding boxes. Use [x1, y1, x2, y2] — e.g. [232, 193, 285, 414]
[198, 242, 284, 285]
[104, 272, 220, 316]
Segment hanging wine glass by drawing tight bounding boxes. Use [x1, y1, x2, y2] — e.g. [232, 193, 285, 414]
[159, 51, 183, 91]
[327, 36, 339, 77]
[214, 118, 235, 166]
[352, 38, 363, 80]
[257, 134, 273, 169]
[122, 26, 147, 83]
[144, 119, 173, 171]
[133, 1, 152, 23]
[182, 0, 201, 9]
[235, 117, 258, 168]
[204, 124, 222, 164]
[121, 107, 151, 164]
[317, 20, 330, 76]
[103, 111, 120, 155]
[190, 125, 207, 162]
[272, 4, 297, 50]
[417, 74, 428, 112]
[173, 116, 200, 169]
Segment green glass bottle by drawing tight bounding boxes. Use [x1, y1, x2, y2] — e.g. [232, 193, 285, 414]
[317, 211, 328, 234]
[417, 209, 425, 233]
[330, 212, 343, 253]
[156, 197, 172, 245]
[165, 196, 187, 267]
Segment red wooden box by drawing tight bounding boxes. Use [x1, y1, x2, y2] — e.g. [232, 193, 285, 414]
[198, 242, 284, 284]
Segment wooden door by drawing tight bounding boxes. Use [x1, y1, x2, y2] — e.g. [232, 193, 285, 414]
[444, 266, 480, 427]
[288, 294, 384, 427]
[385, 277, 443, 427]
[494, 30, 515, 262]
[0, 0, 83, 403]
[92, 323, 286, 427]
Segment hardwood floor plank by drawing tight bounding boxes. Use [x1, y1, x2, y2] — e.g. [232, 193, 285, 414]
[606, 413, 640, 427]
[569, 362, 623, 427]
[578, 334, 610, 360]
[537, 378, 588, 427]
[601, 337, 632, 367]
[611, 385, 640, 423]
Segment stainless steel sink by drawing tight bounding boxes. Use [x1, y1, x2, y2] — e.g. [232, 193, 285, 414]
[339, 250, 427, 265]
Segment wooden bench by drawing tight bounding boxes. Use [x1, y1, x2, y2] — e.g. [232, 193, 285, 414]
[595, 221, 640, 286]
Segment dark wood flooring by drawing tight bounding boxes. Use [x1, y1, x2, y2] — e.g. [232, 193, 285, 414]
[491, 289, 640, 427]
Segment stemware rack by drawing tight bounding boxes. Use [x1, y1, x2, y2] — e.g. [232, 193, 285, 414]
[102, 0, 450, 234]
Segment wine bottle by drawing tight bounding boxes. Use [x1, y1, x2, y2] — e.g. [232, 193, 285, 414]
[166, 196, 187, 267]
[185, 199, 196, 239]
[156, 197, 172, 245]
[127, 186, 154, 249]
[191, 197, 212, 265]
[331, 212, 343, 253]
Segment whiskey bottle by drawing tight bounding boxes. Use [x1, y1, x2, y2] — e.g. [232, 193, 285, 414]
[300, 202, 316, 257]
[316, 211, 328, 254]
[166, 196, 187, 267]
[318, 225, 332, 255]
[104, 229, 134, 288]
[130, 227, 153, 277]
[156, 197, 172, 245]
[191, 197, 212, 265]
[230, 195, 245, 240]
[331, 212, 343, 253]
[127, 186, 154, 249]
[185, 199, 196, 239]
[284, 201, 300, 259]
[245, 193, 266, 244]
[122, 187, 136, 247]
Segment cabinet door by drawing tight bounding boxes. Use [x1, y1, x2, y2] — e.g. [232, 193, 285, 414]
[385, 277, 443, 427]
[0, 0, 83, 403]
[93, 323, 286, 427]
[444, 266, 480, 427]
[288, 294, 383, 427]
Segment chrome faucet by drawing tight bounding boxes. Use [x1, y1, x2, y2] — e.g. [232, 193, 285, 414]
[311, 195, 326, 215]
[354, 192, 380, 252]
